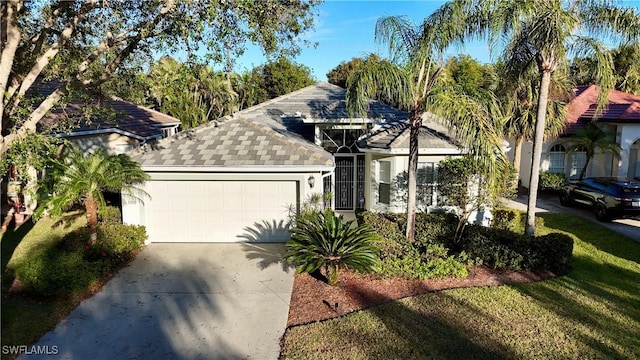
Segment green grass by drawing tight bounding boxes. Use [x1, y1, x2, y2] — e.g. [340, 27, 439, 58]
[1, 214, 86, 358]
[281, 213, 640, 359]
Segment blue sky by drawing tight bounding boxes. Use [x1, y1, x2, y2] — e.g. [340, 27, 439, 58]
[230, 0, 640, 81]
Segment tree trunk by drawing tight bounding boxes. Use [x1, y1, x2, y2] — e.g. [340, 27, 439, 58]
[85, 195, 99, 244]
[580, 156, 591, 180]
[526, 69, 553, 236]
[513, 136, 524, 186]
[405, 111, 420, 243]
[0, 0, 24, 134]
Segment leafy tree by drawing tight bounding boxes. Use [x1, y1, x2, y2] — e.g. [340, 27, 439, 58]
[437, 0, 640, 235]
[146, 56, 238, 129]
[442, 55, 497, 97]
[496, 62, 570, 185]
[326, 54, 382, 88]
[1, 0, 320, 154]
[346, 16, 505, 243]
[37, 147, 149, 243]
[568, 123, 621, 179]
[285, 209, 379, 286]
[571, 44, 640, 94]
[437, 156, 494, 244]
[244, 57, 316, 105]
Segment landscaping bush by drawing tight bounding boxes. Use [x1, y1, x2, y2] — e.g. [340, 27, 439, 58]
[491, 207, 520, 231]
[539, 172, 567, 192]
[360, 211, 468, 279]
[12, 223, 147, 296]
[14, 245, 104, 296]
[98, 205, 122, 224]
[459, 225, 573, 271]
[285, 209, 380, 285]
[91, 224, 147, 261]
[526, 233, 574, 272]
[460, 226, 526, 270]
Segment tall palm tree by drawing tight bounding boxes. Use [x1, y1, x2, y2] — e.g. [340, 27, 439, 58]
[346, 16, 505, 242]
[39, 147, 149, 243]
[437, 0, 640, 235]
[568, 123, 621, 179]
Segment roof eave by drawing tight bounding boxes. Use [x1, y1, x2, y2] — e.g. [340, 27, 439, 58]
[140, 164, 335, 173]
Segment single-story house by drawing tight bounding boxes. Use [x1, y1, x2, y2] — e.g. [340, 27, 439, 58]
[122, 82, 465, 243]
[37, 82, 181, 154]
[513, 85, 640, 187]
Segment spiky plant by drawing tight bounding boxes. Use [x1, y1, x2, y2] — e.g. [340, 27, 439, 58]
[285, 209, 379, 286]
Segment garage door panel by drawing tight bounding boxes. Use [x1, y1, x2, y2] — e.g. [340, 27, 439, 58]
[144, 180, 297, 243]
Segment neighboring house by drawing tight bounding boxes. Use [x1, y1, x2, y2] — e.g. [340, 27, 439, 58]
[513, 85, 640, 188]
[39, 96, 181, 155]
[122, 82, 464, 243]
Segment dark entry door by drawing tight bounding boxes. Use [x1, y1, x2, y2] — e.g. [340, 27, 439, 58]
[334, 155, 365, 211]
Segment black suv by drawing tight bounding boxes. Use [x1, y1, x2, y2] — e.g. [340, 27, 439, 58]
[559, 177, 640, 221]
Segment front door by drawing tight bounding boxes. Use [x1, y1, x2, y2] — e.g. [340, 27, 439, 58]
[334, 155, 365, 211]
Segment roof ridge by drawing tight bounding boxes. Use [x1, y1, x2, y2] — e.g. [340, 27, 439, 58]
[230, 83, 330, 116]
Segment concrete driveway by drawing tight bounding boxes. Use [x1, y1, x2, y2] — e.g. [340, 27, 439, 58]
[22, 243, 294, 360]
[503, 193, 640, 242]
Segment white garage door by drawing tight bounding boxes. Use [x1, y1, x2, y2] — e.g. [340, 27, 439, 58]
[144, 180, 297, 242]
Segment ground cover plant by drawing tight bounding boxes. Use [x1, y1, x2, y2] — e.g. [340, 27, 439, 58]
[281, 213, 640, 359]
[1, 207, 146, 357]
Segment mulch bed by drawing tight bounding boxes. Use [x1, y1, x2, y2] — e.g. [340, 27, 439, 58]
[287, 266, 559, 328]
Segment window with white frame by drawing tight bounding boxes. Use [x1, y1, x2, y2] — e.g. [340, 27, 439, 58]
[549, 144, 566, 174]
[378, 161, 391, 205]
[570, 146, 587, 179]
[417, 162, 438, 206]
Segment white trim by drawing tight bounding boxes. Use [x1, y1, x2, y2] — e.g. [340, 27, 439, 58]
[141, 165, 335, 173]
[357, 147, 464, 155]
[302, 117, 383, 124]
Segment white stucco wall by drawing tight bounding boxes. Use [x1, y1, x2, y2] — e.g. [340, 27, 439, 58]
[511, 123, 640, 188]
[68, 133, 140, 155]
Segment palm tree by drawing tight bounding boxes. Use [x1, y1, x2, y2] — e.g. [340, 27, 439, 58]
[498, 64, 570, 185]
[568, 123, 621, 179]
[437, 0, 640, 235]
[39, 147, 149, 243]
[346, 16, 505, 243]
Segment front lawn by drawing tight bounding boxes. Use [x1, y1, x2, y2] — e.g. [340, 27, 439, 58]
[1, 211, 145, 359]
[1, 215, 86, 357]
[281, 213, 640, 359]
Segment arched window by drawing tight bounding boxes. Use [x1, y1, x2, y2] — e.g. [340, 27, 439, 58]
[570, 145, 587, 179]
[549, 144, 566, 174]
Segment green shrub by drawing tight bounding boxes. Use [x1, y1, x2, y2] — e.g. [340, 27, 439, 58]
[91, 224, 147, 261]
[539, 172, 566, 192]
[460, 226, 526, 270]
[285, 209, 380, 286]
[99, 206, 122, 224]
[526, 233, 574, 272]
[14, 246, 104, 296]
[414, 212, 457, 247]
[491, 207, 520, 231]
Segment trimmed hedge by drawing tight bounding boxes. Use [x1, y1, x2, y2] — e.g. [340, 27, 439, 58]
[360, 211, 574, 277]
[539, 172, 567, 192]
[12, 223, 147, 296]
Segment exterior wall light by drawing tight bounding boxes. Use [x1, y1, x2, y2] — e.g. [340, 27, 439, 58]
[308, 175, 315, 188]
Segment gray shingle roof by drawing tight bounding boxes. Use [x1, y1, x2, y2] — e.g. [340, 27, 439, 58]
[243, 82, 408, 130]
[130, 115, 334, 169]
[357, 113, 460, 153]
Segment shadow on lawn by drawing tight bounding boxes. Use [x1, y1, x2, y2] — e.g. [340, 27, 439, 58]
[1, 220, 35, 291]
[539, 213, 640, 263]
[326, 280, 519, 359]
[513, 253, 640, 358]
